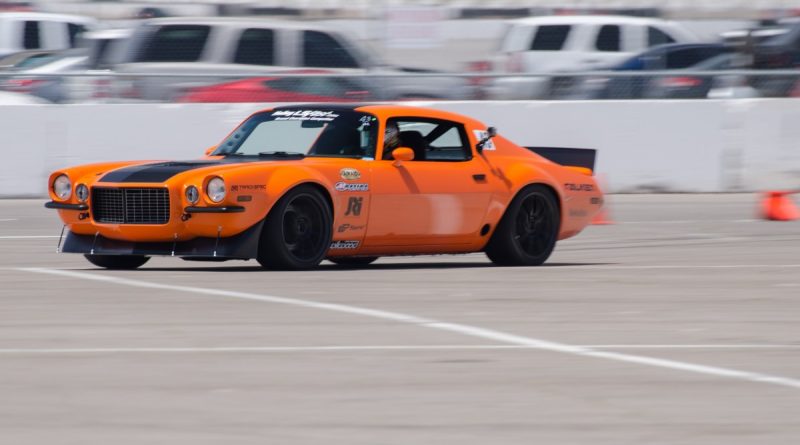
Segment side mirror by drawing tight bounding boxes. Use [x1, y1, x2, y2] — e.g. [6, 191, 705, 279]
[391, 147, 415, 165]
[204, 146, 216, 156]
[476, 126, 497, 153]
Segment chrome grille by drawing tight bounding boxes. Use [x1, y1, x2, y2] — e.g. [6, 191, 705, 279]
[92, 187, 170, 224]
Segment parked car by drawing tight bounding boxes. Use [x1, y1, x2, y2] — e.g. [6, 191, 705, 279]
[572, 43, 734, 99]
[0, 49, 57, 71]
[0, 12, 95, 58]
[637, 52, 756, 99]
[112, 17, 474, 102]
[1, 49, 87, 102]
[749, 22, 800, 97]
[487, 15, 699, 99]
[176, 71, 370, 103]
[62, 28, 133, 102]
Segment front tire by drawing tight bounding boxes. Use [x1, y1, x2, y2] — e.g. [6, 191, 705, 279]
[257, 185, 332, 270]
[485, 185, 560, 266]
[328, 256, 379, 267]
[84, 254, 150, 270]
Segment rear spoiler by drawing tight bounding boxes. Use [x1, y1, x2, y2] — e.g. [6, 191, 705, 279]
[526, 147, 597, 175]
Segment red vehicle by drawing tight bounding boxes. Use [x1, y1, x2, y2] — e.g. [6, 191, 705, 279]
[177, 74, 370, 103]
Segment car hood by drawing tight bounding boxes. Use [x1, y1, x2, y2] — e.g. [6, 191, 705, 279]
[97, 157, 307, 183]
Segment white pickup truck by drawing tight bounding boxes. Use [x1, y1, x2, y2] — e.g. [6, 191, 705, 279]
[488, 15, 699, 99]
[111, 17, 475, 101]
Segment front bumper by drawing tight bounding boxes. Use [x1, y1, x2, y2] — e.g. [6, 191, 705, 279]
[45, 201, 88, 211]
[61, 220, 264, 260]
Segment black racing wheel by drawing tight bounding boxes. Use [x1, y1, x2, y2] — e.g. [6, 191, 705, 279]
[257, 185, 332, 270]
[485, 185, 560, 266]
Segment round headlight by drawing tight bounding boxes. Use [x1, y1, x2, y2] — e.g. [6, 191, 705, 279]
[75, 184, 89, 202]
[185, 185, 199, 204]
[206, 177, 225, 203]
[53, 175, 71, 200]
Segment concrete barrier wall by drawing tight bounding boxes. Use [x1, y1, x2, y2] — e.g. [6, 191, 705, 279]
[2, 100, 799, 197]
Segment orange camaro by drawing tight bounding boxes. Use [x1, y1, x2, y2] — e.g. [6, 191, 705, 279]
[45, 104, 603, 270]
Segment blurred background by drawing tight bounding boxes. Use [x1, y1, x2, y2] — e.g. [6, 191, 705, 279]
[2, 0, 800, 104]
[2, 0, 800, 196]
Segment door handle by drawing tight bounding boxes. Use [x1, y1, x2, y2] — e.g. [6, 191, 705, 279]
[472, 174, 487, 182]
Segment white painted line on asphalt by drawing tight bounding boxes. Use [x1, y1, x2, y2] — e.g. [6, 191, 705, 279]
[552, 264, 800, 270]
[585, 344, 800, 349]
[0, 345, 521, 354]
[0, 235, 60, 239]
[19, 267, 800, 390]
[622, 219, 757, 224]
[0, 218, 17, 222]
[1, 344, 799, 355]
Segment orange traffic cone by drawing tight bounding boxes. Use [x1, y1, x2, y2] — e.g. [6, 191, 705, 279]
[760, 191, 800, 221]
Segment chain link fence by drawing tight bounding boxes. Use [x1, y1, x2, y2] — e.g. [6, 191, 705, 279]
[1, 11, 799, 104]
[0, 71, 798, 104]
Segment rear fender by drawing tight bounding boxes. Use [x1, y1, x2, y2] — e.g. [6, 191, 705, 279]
[501, 160, 600, 240]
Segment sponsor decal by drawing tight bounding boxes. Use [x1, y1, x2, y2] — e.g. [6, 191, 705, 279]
[335, 182, 369, 192]
[330, 240, 359, 249]
[345, 197, 363, 216]
[273, 110, 339, 122]
[231, 184, 266, 192]
[473, 129, 496, 151]
[338, 223, 366, 233]
[340, 168, 361, 181]
[565, 183, 595, 192]
[590, 197, 603, 206]
[237, 195, 253, 202]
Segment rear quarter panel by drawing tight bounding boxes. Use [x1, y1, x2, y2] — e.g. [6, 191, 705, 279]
[483, 135, 602, 241]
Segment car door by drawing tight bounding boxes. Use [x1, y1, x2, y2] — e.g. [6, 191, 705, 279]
[364, 117, 497, 249]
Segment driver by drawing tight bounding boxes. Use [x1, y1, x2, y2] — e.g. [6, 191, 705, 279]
[383, 120, 401, 159]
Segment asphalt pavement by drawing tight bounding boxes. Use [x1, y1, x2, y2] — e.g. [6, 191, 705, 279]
[1, 194, 799, 444]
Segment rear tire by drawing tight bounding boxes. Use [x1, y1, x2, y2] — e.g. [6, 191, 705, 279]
[257, 185, 332, 270]
[485, 185, 560, 266]
[84, 254, 150, 270]
[328, 256, 378, 267]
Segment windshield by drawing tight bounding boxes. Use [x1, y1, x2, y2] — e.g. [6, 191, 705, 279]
[214, 109, 378, 159]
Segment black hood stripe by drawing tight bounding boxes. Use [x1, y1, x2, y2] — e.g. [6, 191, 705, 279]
[99, 159, 247, 183]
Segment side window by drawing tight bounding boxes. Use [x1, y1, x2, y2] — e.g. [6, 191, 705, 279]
[648, 27, 676, 47]
[23, 21, 40, 49]
[384, 119, 471, 162]
[596, 25, 621, 52]
[302, 31, 358, 68]
[234, 28, 274, 65]
[68, 23, 86, 47]
[429, 128, 464, 150]
[137, 25, 210, 62]
[529, 25, 570, 51]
